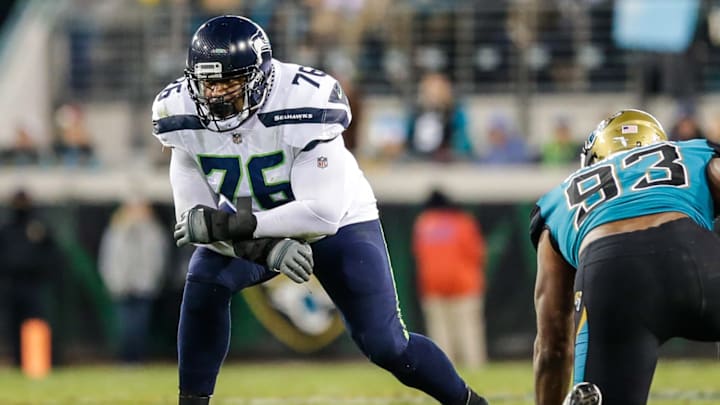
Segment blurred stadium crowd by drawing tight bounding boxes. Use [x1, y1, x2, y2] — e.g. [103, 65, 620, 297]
[0, 0, 719, 366]
[1, 0, 719, 170]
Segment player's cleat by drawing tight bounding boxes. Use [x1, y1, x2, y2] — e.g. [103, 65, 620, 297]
[179, 394, 211, 405]
[562, 382, 602, 405]
[465, 388, 490, 405]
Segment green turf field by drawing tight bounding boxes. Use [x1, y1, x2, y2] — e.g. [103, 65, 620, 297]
[0, 360, 719, 404]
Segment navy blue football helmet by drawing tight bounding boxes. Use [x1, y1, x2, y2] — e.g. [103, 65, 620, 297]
[185, 15, 273, 131]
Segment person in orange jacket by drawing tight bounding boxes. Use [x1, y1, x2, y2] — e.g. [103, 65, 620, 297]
[412, 189, 487, 368]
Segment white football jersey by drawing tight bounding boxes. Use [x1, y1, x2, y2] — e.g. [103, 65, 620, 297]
[152, 59, 378, 238]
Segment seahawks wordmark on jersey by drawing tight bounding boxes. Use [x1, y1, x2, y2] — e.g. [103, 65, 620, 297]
[152, 59, 377, 227]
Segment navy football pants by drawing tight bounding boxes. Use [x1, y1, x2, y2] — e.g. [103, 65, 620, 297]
[178, 220, 469, 404]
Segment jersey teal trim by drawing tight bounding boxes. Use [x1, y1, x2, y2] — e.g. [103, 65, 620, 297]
[153, 115, 205, 134]
[573, 319, 589, 385]
[257, 108, 349, 128]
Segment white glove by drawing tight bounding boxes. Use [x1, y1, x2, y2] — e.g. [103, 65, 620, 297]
[267, 238, 314, 284]
[174, 207, 214, 247]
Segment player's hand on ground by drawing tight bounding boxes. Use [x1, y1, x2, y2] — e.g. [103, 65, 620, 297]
[174, 205, 228, 247]
[267, 238, 314, 283]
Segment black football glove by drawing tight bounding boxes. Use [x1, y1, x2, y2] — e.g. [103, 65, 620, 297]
[174, 204, 257, 247]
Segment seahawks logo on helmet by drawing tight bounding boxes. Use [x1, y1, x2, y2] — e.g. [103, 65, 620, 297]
[250, 31, 271, 65]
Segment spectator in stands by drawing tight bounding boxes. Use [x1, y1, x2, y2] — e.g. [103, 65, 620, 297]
[540, 117, 581, 166]
[98, 198, 169, 363]
[706, 114, 720, 144]
[305, 0, 390, 75]
[0, 189, 61, 367]
[53, 104, 97, 167]
[669, 111, 705, 141]
[405, 72, 474, 162]
[412, 189, 487, 368]
[479, 113, 534, 164]
[1, 125, 41, 166]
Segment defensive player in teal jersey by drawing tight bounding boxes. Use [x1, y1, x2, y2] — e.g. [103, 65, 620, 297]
[530, 109, 720, 405]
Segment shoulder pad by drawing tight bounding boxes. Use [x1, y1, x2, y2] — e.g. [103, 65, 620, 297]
[259, 62, 352, 149]
[529, 204, 546, 250]
[151, 78, 200, 149]
[707, 139, 720, 156]
[529, 204, 562, 253]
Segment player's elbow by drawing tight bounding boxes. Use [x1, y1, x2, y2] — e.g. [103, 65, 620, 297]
[309, 219, 341, 236]
[306, 200, 344, 235]
[534, 344, 572, 364]
[533, 335, 573, 368]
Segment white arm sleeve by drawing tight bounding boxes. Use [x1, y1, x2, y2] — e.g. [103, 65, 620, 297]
[169, 148, 218, 220]
[169, 148, 236, 256]
[253, 135, 354, 239]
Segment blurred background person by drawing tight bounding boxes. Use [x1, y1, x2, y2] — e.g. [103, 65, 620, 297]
[479, 113, 535, 165]
[669, 106, 706, 141]
[53, 103, 97, 167]
[0, 125, 42, 166]
[98, 198, 169, 363]
[540, 116, 582, 166]
[412, 189, 487, 368]
[0, 189, 61, 368]
[405, 72, 475, 162]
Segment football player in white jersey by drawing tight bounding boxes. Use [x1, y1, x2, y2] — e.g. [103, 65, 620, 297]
[153, 15, 488, 405]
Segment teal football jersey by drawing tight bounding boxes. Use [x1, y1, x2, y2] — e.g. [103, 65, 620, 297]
[534, 139, 717, 268]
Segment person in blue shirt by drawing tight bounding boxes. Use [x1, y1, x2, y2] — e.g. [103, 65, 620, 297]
[530, 109, 720, 405]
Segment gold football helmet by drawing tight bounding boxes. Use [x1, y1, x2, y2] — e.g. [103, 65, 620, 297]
[581, 109, 668, 167]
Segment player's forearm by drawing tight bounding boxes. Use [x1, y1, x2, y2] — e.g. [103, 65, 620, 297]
[253, 199, 342, 239]
[534, 337, 572, 405]
[202, 239, 282, 264]
[174, 200, 340, 247]
[203, 241, 238, 257]
[230, 238, 282, 263]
